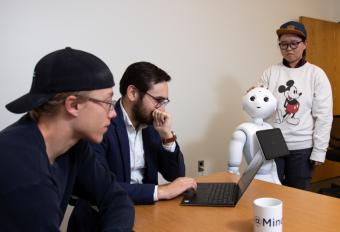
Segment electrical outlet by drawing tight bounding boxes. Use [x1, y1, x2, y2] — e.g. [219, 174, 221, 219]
[198, 160, 205, 174]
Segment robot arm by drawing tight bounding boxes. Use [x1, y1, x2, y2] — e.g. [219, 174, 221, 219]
[228, 130, 246, 175]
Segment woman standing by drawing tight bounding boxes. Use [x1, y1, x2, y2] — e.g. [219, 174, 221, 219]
[260, 21, 333, 190]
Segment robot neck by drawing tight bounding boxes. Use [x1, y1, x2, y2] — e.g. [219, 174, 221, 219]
[252, 117, 264, 125]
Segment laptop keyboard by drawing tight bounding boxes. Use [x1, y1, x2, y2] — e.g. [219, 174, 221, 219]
[206, 183, 235, 204]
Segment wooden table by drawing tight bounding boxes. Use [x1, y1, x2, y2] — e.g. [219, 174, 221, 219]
[134, 172, 340, 232]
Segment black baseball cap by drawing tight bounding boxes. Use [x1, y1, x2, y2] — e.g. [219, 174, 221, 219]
[276, 21, 307, 39]
[6, 47, 115, 114]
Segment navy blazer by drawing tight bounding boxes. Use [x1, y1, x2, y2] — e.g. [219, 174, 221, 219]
[92, 100, 185, 204]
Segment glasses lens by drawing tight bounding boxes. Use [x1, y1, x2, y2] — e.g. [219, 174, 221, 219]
[156, 99, 170, 108]
[290, 42, 299, 49]
[279, 43, 288, 50]
[87, 97, 116, 112]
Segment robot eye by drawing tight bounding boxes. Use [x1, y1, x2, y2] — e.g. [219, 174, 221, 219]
[264, 97, 269, 102]
[250, 96, 256, 101]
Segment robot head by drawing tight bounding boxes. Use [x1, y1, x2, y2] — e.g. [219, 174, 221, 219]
[242, 87, 277, 119]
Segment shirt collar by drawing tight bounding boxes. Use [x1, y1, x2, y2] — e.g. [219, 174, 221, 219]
[282, 58, 306, 68]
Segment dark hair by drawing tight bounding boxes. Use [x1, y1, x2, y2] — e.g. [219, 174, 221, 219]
[119, 62, 171, 96]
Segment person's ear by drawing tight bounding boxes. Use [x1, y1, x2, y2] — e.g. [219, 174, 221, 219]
[126, 85, 140, 102]
[64, 95, 80, 116]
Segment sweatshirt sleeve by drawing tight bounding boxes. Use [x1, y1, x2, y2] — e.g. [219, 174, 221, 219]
[310, 68, 333, 162]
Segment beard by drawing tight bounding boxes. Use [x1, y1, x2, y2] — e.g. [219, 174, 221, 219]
[132, 97, 153, 125]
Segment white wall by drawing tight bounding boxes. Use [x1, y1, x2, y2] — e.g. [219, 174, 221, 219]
[1, 0, 339, 179]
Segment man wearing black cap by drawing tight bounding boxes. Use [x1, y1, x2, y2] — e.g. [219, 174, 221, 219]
[258, 21, 333, 190]
[0, 47, 134, 231]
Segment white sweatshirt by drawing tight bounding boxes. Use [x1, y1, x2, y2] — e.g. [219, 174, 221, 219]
[260, 62, 333, 162]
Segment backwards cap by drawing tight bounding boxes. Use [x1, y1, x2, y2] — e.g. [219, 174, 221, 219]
[6, 47, 114, 114]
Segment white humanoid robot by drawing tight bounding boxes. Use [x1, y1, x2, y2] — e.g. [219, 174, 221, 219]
[228, 87, 281, 184]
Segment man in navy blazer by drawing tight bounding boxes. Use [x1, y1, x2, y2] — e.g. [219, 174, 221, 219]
[93, 99, 196, 203]
[68, 61, 196, 231]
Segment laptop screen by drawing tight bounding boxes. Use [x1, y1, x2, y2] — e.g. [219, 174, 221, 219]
[237, 151, 264, 199]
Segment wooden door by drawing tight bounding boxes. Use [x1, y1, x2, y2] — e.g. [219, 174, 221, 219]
[300, 16, 339, 114]
[300, 16, 340, 182]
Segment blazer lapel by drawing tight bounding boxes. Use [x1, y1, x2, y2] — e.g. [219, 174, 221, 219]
[114, 101, 131, 181]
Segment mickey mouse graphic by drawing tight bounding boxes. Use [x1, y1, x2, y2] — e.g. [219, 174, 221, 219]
[276, 80, 302, 125]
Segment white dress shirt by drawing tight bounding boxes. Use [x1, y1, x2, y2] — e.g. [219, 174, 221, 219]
[120, 101, 175, 201]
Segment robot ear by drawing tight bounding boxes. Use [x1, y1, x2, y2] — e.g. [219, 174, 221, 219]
[278, 85, 286, 93]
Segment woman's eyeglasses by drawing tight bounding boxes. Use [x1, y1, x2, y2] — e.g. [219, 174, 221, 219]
[278, 41, 303, 50]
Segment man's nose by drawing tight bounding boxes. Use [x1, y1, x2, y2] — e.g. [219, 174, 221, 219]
[108, 109, 117, 119]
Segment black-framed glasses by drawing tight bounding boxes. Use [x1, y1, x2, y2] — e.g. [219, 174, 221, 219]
[278, 41, 303, 50]
[144, 92, 170, 109]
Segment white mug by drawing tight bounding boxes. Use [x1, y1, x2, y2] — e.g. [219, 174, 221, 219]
[253, 197, 282, 232]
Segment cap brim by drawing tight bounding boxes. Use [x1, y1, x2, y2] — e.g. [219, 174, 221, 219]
[276, 29, 306, 38]
[6, 93, 55, 114]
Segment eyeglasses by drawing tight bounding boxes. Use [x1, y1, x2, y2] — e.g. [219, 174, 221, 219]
[144, 92, 170, 109]
[87, 97, 116, 112]
[278, 41, 303, 50]
[76, 95, 116, 112]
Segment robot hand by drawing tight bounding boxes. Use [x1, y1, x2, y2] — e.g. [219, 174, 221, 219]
[227, 166, 240, 175]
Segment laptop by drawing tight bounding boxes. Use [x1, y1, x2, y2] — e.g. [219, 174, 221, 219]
[181, 151, 264, 207]
[181, 128, 289, 207]
[256, 128, 289, 160]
